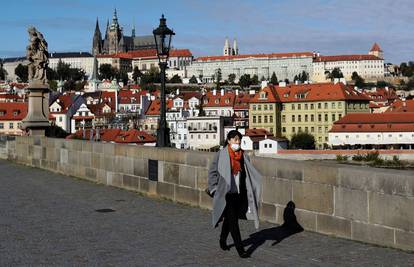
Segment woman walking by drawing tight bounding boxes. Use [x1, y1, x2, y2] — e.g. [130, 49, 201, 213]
[207, 130, 262, 258]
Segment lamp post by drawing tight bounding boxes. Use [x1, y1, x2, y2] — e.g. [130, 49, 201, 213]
[153, 14, 175, 147]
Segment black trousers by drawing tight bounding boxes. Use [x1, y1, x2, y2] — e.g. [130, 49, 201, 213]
[220, 193, 243, 249]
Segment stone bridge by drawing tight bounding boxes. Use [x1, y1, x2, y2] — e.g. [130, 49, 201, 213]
[0, 136, 413, 265]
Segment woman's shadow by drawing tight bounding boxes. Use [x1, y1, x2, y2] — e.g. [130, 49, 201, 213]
[237, 201, 304, 256]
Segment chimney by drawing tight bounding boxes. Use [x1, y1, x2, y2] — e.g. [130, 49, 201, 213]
[213, 89, 216, 96]
[221, 88, 224, 96]
[176, 88, 180, 95]
[261, 80, 268, 89]
[339, 78, 346, 85]
[249, 89, 255, 95]
[235, 89, 239, 96]
[385, 86, 389, 92]
[403, 100, 407, 107]
[334, 78, 339, 84]
[279, 81, 286, 87]
[295, 80, 299, 85]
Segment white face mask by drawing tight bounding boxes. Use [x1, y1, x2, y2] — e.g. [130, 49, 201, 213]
[230, 143, 241, 151]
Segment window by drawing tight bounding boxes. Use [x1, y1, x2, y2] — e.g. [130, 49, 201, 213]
[264, 116, 268, 123]
[206, 134, 209, 139]
[191, 134, 193, 139]
[298, 104, 301, 110]
[298, 127, 302, 132]
[213, 134, 216, 139]
[325, 114, 328, 122]
[332, 102, 336, 109]
[258, 105, 262, 110]
[338, 114, 342, 119]
[178, 134, 181, 140]
[198, 134, 201, 139]
[282, 115, 286, 123]
[305, 104, 308, 110]
[318, 127, 322, 133]
[292, 115, 295, 122]
[269, 115, 273, 123]
[270, 127, 273, 133]
[269, 105, 273, 110]
[292, 104, 295, 110]
[0, 123, 4, 129]
[264, 144, 267, 148]
[292, 127, 296, 133]
[264, 104, 268, 110]
[310, 104, 314, 110]
[269, 143, 272, 148]
[305, 114, 308, 122]
[184, 134, 187, 140]
[311, 127, 314, 133]
[318, 114, 322, 122]
[298, 115, 302, 122]
[9, 123, 14, 129]
[258, 116, 262, 123]
[332, 114, 336, 121]
[253, 116, 256, 123]
[318, 103, 321, 109]
[282, 127, 286, 133]
[324, 103, 328, 109]
[305, 127, 308, 133]
[311, 114, 314, 122]
[325, 127, 328, 133]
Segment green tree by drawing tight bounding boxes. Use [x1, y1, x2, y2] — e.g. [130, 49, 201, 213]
[228, 73, 236, 85]
[284, 78, 290, 84]
[260, 76, 266, 82]
[63, 80, 76, 91]
[189, 75, 198, 84]
[15, 64, 28, 82]
[290, 132, 315, 149]
[169, 74, 182, 83]
[351, 71, 365, 88]
[298, 71, 308, 82]
[215, 68, 222, 90]
[270, 72, 278, 85]
[56, 60, 71, 80]
[46, 67, 58, 81]
[48, 80, 58, 91]
[132, 66, 142, 84]
[0, 60, 6, 80]
[99, 63, 115, 80]
[329, 67, 344, 80]
[293, 75, 299, 82]
[251, 74, 259, 85]
[239, 74, 251, 88]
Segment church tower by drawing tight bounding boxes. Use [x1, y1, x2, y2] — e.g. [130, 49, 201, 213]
[223, 37, 231, 56]
[107, 8, 124, 54]
[92, 18, 102, 56]
[232, 38, 239, 55]
[369, 43, 383, 59]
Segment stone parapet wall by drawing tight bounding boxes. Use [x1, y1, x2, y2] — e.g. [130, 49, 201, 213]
[3, 136, 414, 251]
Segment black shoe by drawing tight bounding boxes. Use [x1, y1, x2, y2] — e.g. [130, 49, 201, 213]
[236, 247, 250, 258]
[220, 239, 230, 251]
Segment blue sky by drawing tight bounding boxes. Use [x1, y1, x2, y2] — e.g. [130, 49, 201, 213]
[0, 0, 413, 63]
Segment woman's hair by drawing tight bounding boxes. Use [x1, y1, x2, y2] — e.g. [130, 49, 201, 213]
[226, 130, 243, 144]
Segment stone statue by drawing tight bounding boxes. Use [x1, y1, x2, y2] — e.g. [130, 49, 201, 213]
[26, 27, 49, 86]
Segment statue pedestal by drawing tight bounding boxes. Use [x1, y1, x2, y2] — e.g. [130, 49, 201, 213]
[21, 83, 50, 136]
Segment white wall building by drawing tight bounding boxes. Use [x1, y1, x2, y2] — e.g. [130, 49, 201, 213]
[49, 52, 94, 78]
[187, 52, 314, 83]
[187, 116, 226, 151]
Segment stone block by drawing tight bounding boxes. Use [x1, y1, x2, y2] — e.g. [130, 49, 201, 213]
[275, 205, 284, 225]
[91, 153, 101, 169]
[142, 147, 164, 161]
[74, 166, 86, 178]
[103, 143, 115, 156]
[96, 169, 107, 184]
[175, 186, 199, 206]
[351, 221, 395, 247]
[292, 182, 333, 214]
[338, 166, 375, 191]
[92, 142, 104, 154]
[133, 158, 148, 178]
[164, 148, 186, 164]
[185, 150, 211, 167]
[373, 171, 414, 197]
[395, 230, 414, 251]
[156, 182, 175, 200]
[295, 209, 317, 231]
[260, 202, 277, 223]
[196, 168, 208, 190]
[179, 165, 197, 188]
[46, 148, 57, 161]
[81, 152, 92, 168]
[334, 187, 368, 222]
[163, 162, 179, 184]
[115, 144, 128, 156]
[33, 146, 45, 159]
[262, 177, 292, 205]
[317, 214, 351, 238]
[276, 160, 303, 181]
[60, 149, 68, 164]
[85, 167, 97, 181]
[32, 158, 40, 168]
[139, 177, 149, 193]
[82, 141, 92, 152]
[303, 163, 338, 186]
[72, 140, 83, 151]
[102, 156, 115, 172]
[250, 157, 278, 178]
[199, 191, 213, 210]
[120, 156, 134, 175]
[369, 192, 414, 232]
[125, 145, 140, 159]
[158, 161, 164, 182]
[28, 145, 33, 157]
[68, 151, 79, 165]
[123, 174, 139, 190]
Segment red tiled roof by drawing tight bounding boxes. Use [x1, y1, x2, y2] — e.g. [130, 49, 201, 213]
[314, 55, 381, 62]
[234, 92, 254, 110]
[118, 89, 147, 105]
[203, 91, 236, 107]
[331, 113, 414, 132]
[50, 94, 75, 114]
[245, 128, 274, 137]
[250, 86, 280, 103]
[66, 129, 156, 144]
[365, 88, 398, 102]
[0, 94, 24, 101]
[386, 99, 414, 113]
[0, 102, 28, 120]
[145, 99, 174, 116]
[97, 49, 192, 60]
[370, 43, 383, 52]
[197, 52, 313, 62]
[275, 83, 371, 102]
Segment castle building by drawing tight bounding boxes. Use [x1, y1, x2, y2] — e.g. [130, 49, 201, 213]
[223, 37, 239, 56]
[92, 9, 156, 55]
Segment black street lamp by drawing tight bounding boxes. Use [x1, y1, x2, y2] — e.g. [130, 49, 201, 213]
[153, 14, 175, 147]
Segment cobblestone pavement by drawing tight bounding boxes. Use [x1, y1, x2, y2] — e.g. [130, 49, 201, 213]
[1, 159, 413, 267]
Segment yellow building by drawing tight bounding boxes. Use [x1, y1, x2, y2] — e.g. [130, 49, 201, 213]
[277, 83, 371, 148]
[248, 86, 281, 136]
[248, 83, 371, 149]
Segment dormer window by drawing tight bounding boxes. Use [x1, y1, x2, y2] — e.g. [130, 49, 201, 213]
[13, 110, 20, 116]
[0, 110, 5, 116]
[215, 99, 219, 104]
[204, 99, 208, 104]
[225, 99, 229, 104]
[259, 92, 267, 99]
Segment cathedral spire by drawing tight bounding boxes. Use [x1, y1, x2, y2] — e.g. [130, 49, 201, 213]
[223, 37, 231, 56]
[105, 19, 109, 39]
[92, 17, 102, 56]
[233, 38, 238, 55]
[112, 8, 119, 27]
[131, 20, 136, 38]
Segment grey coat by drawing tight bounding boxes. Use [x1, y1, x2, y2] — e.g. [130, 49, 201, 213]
[208, 147, 262, 229]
